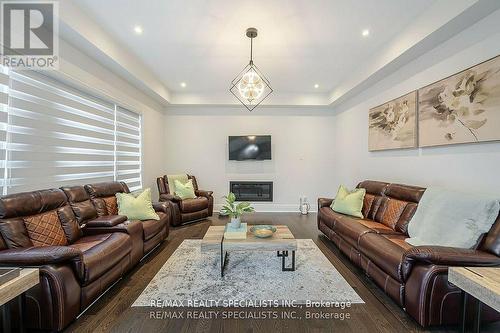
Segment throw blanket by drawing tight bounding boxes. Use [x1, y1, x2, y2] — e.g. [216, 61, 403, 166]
[166, 174, 189, 195]
[406, 187, 499, 248]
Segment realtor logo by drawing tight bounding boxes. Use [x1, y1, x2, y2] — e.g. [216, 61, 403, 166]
[1, 1, 59, 69]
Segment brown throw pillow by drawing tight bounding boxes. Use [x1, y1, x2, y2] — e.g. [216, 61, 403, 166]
[23, 210, 68, 246]
[103, 197, 118, 215]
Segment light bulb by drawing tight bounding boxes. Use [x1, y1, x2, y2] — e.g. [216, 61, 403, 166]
[238, 69, 264, 103]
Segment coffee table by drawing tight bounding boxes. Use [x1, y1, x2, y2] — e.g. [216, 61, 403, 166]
[201, 225, 297, 277]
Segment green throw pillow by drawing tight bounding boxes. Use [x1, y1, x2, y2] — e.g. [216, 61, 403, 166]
[174, 179, 196, 199]
[116, 188, 160, 220]
[331, 185, 366, 218]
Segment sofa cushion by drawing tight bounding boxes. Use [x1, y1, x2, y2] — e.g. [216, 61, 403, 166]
[70, 200, 98, 224]
[324, 210, 373, 248]
[69, 233, 131, 284]
[362, 194, 385, 221]
[357, 180, 389, 196]
[383, 234, 413, 251]
[179, 197, 208, 213]
[358, 232, 407, 282]
[23, 210, 68, 246]
[141, 212, 167, 240]
[358, 219, 400, 235]
[84, 182, 128, 198]
[57, 205, 82, 243]
[0, 218, 33, 248]
[91, 198, 108, 216]
[0, 189, 67, 219]
[385, 183, 425, 203]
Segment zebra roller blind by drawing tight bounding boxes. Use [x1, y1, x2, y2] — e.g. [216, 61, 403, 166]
[0, 67, 142, 194]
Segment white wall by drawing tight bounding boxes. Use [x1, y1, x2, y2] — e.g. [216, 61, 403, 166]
[332, 8, 500, 195]
[163, 107, 336, 211]
[56, 39, 167, 198]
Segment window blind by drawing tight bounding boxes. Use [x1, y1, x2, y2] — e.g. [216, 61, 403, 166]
[116, 106, 142, 191]
[0, 66, 8, 195]
[1, 70, 142, 194]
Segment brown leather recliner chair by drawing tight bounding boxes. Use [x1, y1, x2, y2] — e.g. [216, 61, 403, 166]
[157, 175, 213, 226]
[318, 180, 500, 327]
[0, 189, 133, 331]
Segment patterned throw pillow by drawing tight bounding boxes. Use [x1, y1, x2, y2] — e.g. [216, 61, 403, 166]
[23, 210, 68, 246]
[116, 188, 159, 221]
[103, 196, 119, 215]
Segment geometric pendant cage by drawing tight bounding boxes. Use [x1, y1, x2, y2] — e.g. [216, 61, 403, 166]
[229, 28, 273, 112]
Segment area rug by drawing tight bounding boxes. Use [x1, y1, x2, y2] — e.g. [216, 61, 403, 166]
[133, 239, 363, 306]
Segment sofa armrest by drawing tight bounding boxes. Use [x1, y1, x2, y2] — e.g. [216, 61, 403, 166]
[318, 198, 334, 209]
[153, 201, 170, 214]
[85, 215, 127, 227]
[159, 193, 182, 202]
[402, 246, 500, 280]
[0, 246, 83, 267]
[82, 220, 142, 236]
[195, 190, 213, 198]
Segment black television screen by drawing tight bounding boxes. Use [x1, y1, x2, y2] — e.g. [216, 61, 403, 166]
[229, 135, 271, 160]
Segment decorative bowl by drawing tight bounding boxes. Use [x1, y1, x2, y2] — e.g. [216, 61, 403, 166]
[250, 225, 277, 238]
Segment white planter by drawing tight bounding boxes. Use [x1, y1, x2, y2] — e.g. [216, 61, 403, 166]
[230, 216, 241, 229]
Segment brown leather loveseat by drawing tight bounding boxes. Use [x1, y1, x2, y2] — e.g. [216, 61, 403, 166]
[157, 174, 213, 226]
[318, 180, 500, 327]
[0, 182, 170, 331]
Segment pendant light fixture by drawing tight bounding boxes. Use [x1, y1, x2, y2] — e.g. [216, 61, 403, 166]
[230, 28, 273, 112]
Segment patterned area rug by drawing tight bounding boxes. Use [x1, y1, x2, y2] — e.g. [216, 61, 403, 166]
[133, 239, 363, 306]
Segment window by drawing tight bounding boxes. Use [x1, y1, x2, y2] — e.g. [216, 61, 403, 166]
[0, 67, 142, 194]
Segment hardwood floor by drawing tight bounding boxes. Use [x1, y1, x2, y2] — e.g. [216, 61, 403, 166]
[65, 213, 498, 333]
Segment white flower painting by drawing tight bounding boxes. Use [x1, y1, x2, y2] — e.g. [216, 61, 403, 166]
[418, 55, 500, 147]
[368, 91, 417, 151]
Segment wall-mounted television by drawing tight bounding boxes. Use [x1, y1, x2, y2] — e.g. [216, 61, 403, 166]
[228, 135, 271, 161]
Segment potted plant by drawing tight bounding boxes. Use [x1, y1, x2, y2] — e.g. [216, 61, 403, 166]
[220, 192, 254, 228]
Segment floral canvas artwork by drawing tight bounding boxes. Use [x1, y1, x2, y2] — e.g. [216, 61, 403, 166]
[418, 55, 500, 147]
[368, 91, 417, 151]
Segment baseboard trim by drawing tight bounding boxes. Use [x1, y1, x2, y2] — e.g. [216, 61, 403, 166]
[214, 203, 317, 213]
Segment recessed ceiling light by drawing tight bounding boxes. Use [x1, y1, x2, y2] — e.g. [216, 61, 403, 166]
[314, 84, 319, 89]
[362, 29, 370, 37]
[180, 82, 187, 88]
[133, 25, 143, 35]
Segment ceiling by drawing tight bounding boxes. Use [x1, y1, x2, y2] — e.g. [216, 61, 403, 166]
[71, 0, 436, 103]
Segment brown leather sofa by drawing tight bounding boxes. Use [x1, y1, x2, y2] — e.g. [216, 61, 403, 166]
[318, 180, 500, 327]
[157, 174, 213, 226]
[0, 182, 170, 331]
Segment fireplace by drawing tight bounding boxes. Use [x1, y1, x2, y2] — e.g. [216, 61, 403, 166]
[229, 181, 273, 202]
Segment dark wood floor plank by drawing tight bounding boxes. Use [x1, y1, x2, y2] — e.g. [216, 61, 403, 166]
[64, 213, 498, 333]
